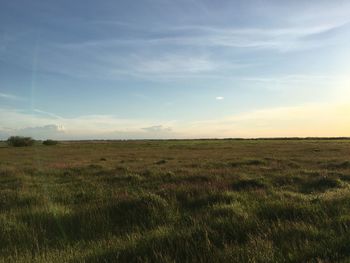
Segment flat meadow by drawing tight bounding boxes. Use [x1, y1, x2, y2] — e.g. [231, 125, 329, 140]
[1, 139, 350, 262]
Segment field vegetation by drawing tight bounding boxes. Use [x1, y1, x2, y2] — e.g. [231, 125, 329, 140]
[1, 139, 350, 262]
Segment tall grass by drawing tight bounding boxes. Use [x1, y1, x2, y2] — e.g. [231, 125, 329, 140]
[0, 139, 350, 262]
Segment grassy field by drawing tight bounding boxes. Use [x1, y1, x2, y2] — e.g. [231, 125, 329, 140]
[1, 139, 350, 262]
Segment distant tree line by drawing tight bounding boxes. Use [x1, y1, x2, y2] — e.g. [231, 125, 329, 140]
[7, 136, 34, 147]
[6, 136, 58, 147]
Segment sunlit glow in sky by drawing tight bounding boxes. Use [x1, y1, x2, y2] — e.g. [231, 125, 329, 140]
[1, 0, 350, 139]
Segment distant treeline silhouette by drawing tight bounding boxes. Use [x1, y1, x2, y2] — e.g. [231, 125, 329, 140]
[5, 136, 59, 147]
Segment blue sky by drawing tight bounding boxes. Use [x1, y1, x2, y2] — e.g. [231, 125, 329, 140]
[1, 0, 350, 139]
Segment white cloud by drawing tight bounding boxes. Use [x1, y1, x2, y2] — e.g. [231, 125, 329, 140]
[16, 125, 65, 139]
[0, 108, 178, 140]
[215, 96, 224, 100]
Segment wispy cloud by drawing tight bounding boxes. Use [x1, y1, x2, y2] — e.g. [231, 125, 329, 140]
[33, 109, 63, 119]
[0, 92, 22, 100]
[133, 55, 217, 74]
[142, 125, 172, 133]
[40, 18, 350, 80]
[145, 22, 349, 51]
[3, 11, 348, 83]
[58, 21, 349, 52]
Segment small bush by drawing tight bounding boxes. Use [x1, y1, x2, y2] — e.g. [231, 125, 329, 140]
[6, 136, 34, 147]
[43, 139, 58, 146]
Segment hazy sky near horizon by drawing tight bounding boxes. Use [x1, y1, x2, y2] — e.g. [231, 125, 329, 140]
[1, 0, 350, 139]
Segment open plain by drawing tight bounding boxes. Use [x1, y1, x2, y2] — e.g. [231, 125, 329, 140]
[1, 139, 350, 262]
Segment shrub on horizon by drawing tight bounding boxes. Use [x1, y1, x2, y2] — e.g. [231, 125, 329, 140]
[7, 136, 35, 147]
[43, 139, 58, 146]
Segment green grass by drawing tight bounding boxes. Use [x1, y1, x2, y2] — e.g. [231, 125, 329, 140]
[1, 139, 350, 262]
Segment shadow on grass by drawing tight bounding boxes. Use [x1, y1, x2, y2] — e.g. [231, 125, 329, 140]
[231, 178, 267, 191]
[16, 193, 176, 249]
[301, 176, 342, 193]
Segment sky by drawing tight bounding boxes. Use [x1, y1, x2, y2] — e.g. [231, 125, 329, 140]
[1, 0, 350, 139]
